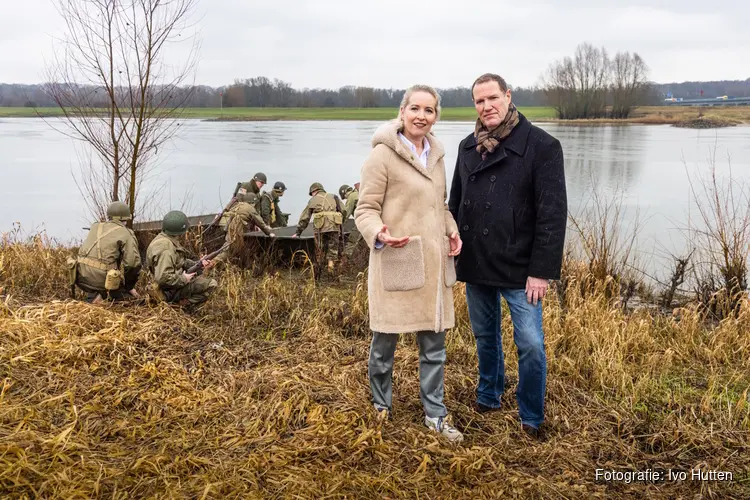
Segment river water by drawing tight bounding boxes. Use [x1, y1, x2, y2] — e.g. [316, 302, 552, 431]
[2, 117, 750, 277]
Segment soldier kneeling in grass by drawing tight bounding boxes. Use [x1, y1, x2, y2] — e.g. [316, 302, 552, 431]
[68, 201, 142, 303]
[146, 210, 218, 307]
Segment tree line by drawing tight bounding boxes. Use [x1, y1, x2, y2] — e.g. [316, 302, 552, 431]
[0, 80, 548, 108]
[2, 76, 748, 112]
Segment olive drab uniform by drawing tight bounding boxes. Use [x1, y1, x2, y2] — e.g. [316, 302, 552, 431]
[71, 220, 141, 301]
[214, 196, 273, 264]
[218, 183, 262, 230]
[237, 171, 265, 208]
[342, 188, 359, 219]
[341, 186, 363, 258]
[146, 232, 217, 305]
[238, 181, 261, 198]
[219, 173, 266, 229]
[260, 190, 287, 228]
[296, 186, 344, 276]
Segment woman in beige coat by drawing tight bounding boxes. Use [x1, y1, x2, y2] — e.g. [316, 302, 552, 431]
[354, 84, 463, 443]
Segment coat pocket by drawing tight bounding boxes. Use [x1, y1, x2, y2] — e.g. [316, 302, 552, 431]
[379, 236, 425, 291]
[443, 236, 457, 287]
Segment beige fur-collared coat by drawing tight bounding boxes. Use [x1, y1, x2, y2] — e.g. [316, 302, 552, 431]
[354, 120, 459, 334]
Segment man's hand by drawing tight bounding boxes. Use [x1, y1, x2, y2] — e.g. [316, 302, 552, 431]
[377, 225, 409, 248]
[292, 233, 299, 238]
[525, 276, 549, 305]
[448, 231, 462, 256]
[129, 289, 140, 298]
[270, 232, 276, 238]
[183, 271, 196, 282]
[200, 258, 215, 270]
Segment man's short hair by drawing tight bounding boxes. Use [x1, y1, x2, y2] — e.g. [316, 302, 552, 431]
[471, 73, 509, 99]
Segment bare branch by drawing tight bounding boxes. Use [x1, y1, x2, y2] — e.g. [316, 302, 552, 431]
[43, 0, 200, 227]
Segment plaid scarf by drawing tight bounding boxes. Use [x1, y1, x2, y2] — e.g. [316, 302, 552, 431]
[474, 103, 520, 159]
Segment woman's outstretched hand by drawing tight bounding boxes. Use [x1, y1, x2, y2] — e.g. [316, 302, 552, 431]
[448, 231, 462, 256]
[377, 225, 409, 248]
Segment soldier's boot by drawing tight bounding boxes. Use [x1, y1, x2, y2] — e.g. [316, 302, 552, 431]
[148, 283, 167, 302]
[313, 261, 323, 282]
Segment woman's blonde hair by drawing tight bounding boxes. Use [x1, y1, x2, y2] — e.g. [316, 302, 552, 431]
[397, 84, 442, 130]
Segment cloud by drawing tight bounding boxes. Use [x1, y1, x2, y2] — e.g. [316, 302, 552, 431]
[1, 0, 748, 88]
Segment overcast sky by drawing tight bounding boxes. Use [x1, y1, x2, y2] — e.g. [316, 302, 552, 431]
[1, 0, 748, 89]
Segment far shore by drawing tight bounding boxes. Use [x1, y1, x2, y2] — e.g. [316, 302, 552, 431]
[1, 105, 749, 126]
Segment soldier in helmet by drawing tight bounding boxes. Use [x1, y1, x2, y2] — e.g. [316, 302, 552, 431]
[146, 210, 218, 307]
[237, 172, 267, 201]
[71, 201, 142, 303]
[292, 182, 344, 277]
[215, 172, 266, 231]
[214, 192, 276, 264]
[260, 181, 288, 228]
[339, 185, 358, 219]
[339, 183, 364, 258]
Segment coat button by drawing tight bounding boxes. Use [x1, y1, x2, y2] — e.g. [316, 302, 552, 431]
[485, 202, 491, 209]
[463, 225, 469, 231]
[469, 175, 476, 182]
[483, 229, 489, 235]
[463, 200, 470, 206]
[490, 175, 496, 182]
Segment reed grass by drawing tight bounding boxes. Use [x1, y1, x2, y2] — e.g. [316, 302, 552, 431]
[1, 225, 748, 498]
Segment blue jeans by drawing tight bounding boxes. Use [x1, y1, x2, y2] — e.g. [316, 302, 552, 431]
[465, 284, 547, 428]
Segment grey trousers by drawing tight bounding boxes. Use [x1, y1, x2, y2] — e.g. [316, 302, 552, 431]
[368, 331, 447, 418]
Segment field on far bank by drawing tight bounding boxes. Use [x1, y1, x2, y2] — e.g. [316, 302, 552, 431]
[0, 106, 552, 122]
[0, 106, 554, 121]
[563, 105, 750, 125]
[3, 105, 750, 124]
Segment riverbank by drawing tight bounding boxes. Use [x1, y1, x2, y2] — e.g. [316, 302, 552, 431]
[0, 232, 748, 498]
[2, 105, 749, 125]
[0, 106, 553, 121]
[554, 106, 750, 126]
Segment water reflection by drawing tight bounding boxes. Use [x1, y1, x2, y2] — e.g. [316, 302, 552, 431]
[550, 125, 647, 211]
[2, 118, 750, 278]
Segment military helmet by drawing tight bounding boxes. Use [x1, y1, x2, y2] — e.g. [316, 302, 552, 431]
[309, 182, 324, 196]
[253, 172, 267, 184]
[338, 184, 353, 199]
[238, 192, 258, 204]
[107, 201, 132, 221]
[162, 210, 189, 236]
[273, 181, 287, 192]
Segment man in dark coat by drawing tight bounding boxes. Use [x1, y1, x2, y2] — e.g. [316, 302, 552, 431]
[448, 73, 567, 438]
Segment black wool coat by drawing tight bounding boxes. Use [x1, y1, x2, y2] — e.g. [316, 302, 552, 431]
[448, 112, 567, 288]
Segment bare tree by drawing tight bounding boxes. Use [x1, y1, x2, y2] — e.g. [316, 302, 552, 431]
[574, 43, 610, 119]
[541, 43, 610, 120]
[541, 42, 651, 120]
[43, 0, 199, 225]
[541, 55, 576, 119]
[611, 52, 650, 119]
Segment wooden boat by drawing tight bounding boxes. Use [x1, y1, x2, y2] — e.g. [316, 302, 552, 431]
[132, 214, 361, 268]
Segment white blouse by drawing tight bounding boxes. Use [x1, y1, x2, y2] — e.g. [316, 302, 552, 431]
[398, 132, 430, 168]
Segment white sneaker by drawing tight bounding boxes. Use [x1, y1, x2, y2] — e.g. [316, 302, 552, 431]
[374, 404, 389, 422]
[424, 415, 463, 444]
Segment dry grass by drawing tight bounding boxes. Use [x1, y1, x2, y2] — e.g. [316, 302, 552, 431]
[1, 230, 749, 498]
[548, 105, 750, 125]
